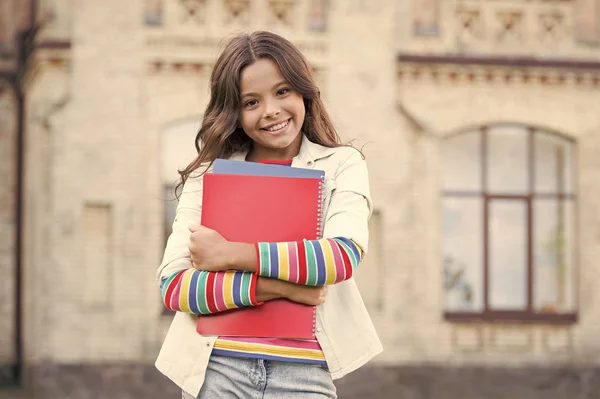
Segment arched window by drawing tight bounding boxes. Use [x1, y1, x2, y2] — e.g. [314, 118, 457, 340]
[160, 117, 202, 243]
[442, 124, 576, 322]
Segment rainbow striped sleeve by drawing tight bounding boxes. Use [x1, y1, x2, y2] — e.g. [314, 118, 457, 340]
[256, 237, 363, 286]
[160, 269, 259, 314]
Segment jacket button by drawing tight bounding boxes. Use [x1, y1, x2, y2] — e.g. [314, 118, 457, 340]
[307, 161, 314, 167]
[205, 342, 210, 347]
[316, 327, 322, 332]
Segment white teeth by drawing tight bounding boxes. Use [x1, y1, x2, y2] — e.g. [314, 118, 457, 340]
[265, 119, 289, 131]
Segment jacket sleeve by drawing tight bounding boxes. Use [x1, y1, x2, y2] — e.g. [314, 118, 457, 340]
[322, 148, 372, 254]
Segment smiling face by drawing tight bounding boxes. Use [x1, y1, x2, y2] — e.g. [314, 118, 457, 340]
[239, 58, 305, 162]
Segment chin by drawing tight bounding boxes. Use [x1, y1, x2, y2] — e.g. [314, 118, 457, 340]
[257, 130, 302, 149]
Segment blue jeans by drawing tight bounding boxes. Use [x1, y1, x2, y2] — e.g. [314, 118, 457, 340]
[183, 355, 338, 399]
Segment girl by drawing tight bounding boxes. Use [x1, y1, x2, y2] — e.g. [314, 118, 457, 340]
[156, 31, 382, 398]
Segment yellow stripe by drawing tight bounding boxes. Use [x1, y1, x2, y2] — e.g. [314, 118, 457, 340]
[321, 239, 337, 284]
[351, 239, 364, 257]
[277, 242, 289, 281]
[214, 340, 325, 360]
[178, 270, 192, 312]
[222, 272, 235, 309]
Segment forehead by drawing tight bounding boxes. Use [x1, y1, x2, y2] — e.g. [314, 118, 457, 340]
[240, 58, 284, 94]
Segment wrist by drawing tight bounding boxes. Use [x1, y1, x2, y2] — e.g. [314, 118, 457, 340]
[226, 241, 257, 272]
[256, 277, 285, 302]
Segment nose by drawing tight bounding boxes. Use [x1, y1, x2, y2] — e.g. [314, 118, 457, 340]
[264, 99, 281, 118]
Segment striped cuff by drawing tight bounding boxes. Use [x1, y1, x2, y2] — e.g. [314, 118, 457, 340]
[161, 269, 259, 314]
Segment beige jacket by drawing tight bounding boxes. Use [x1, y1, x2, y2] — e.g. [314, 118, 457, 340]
[155, 135, 382, 397]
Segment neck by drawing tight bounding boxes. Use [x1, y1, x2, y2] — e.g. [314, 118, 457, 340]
[245, 135, 302, 163]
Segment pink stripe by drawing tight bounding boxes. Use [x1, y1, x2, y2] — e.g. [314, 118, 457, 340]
[170, 276, 182, 311]
[288, 242, 299, 283]
[327, 238, 346, 283]
[213, 273, 226, 311]
[219, 337, 322, 350]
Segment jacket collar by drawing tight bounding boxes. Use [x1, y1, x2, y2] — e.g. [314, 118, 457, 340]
[229, 134, 336, 166]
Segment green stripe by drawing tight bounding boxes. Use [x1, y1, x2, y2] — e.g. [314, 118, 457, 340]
[197, 271, 211, 314]
[337, 239, 359, 270]
[259, 243, 271, 277]
[240, 272, 251, 306]
[160, 271, 180, 299]
[305, 240, 318, 286]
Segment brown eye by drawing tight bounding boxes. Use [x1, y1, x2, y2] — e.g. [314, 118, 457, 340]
[244, 100, 258, 108]
[277, 88, 290, 96]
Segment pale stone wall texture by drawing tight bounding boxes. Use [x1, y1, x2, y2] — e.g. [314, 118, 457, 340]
[0, 84, 17, 381]
[1, 0, 600, 398]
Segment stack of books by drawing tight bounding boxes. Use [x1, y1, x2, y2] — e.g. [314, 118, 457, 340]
[196, 159, 325, 339]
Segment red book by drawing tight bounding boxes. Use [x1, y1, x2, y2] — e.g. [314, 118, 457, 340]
[196, 173, 323, 339]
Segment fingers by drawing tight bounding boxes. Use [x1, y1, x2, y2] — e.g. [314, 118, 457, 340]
[188, 225, 199, 233]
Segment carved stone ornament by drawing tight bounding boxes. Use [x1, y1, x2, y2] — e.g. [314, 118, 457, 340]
[224, 0, 251, 23]
[456, 6, 484, 40]
[268, 0, 295, 25]
[496, 10, 524, 42]
[179, 0, 208, 24]
[538, 10, 566, 42]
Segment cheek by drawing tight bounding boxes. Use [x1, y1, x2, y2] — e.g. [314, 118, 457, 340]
[290, 97, 306, 119]
[239, 111, 256, 130]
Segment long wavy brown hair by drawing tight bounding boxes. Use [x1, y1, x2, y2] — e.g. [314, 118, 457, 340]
[175, 31, 344, 197]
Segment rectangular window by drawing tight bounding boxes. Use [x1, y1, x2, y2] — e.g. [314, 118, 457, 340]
[442, 126, 577, 323]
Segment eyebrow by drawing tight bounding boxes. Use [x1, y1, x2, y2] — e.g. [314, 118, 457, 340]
[240, 80, 288, 99]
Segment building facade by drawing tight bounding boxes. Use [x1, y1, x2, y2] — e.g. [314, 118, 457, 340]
[2, 0, 600, 398]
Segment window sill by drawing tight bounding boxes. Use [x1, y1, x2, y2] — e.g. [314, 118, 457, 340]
[445, 311, 577, 325]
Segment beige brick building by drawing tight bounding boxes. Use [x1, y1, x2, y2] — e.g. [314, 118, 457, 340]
[2, 0, 600, 398]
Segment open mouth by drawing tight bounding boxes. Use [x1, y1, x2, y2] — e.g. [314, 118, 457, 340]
[261, 118, 291, 133]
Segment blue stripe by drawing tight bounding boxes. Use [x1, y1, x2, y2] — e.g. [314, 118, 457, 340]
[336, 237, 361, 263]
[188, 271, 200, 313]
[313, 241, 327, 286]
[210, 350, 327, 365]
[232, 272, 242, 307]
[269, 242, 279, 279]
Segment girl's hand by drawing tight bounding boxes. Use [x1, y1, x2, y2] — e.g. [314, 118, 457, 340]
[188, 225, 231, 271]
[285, 284, 328, 306]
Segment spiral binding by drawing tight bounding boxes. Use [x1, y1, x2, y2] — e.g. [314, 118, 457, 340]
[316, 178, 324, 239]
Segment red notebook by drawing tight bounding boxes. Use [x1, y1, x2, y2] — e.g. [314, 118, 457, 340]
[196, 173, 323, 339]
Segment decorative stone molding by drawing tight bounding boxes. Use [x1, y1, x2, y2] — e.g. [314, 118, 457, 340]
[538, 9, 567, 42]
[223, 0, 251, 24]
[268, 0, 295, 25]
[456, 5, 483, 41]
[147, 60, 208, 75]
[397, 56, 600, 89]
[410, 0, 597, 57]
[178, 0, 207, 24]
[496, 10, 524, 42]
[21, 53, 70, 92]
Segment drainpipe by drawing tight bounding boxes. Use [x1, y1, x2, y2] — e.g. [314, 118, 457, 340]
[10, 0, 39, 387]
[14, 64, 24, 389]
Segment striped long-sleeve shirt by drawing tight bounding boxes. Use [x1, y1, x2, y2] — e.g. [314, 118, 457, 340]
[161, 237, 362, 313]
